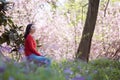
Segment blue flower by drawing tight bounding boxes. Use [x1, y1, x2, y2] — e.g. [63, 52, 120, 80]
[0, 61, 6, 73]
[0, 45, 11, 53]
[18, 45, 24, 53]
[9, 76, 14, 80]
[64, 67, 73, 75]
[72, 76, 85, 80]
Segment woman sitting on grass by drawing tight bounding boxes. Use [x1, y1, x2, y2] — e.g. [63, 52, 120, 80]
[24, 23, 51, 67]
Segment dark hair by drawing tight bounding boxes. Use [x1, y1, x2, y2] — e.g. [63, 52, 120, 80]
[24, 23, 33, 39]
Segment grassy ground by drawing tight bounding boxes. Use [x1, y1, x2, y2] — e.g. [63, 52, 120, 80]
[0, 58, 119, 80]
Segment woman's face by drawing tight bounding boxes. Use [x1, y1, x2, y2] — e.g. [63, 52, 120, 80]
[30, 25, 36, 34]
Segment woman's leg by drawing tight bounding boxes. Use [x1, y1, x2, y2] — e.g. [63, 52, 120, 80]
[28, 54, 51, 67]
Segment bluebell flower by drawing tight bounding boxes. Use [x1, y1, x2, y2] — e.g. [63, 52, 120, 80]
[0, 45, 11, 53]
[18, 45, 24, 54]
[64, 67, 73, 75]
[77, 65, 82, 70]
[9, 76, 14, 80]
[72, 76, 85, 80]
[93, 70, 98, 74]
[65, 75, 70, 80]
[5, 46, 12, 53]
[0, 61, 6, 73]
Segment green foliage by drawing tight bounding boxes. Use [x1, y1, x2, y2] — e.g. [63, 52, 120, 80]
[0, 61, 66, 80]
[0, 0, 24, 62]
[0, 0, 24, 46]
[63, 0, 88, 26]
[90, 58, 120, 69]
[110, 0, 120, 2]
[100, 0, 120, 7]
[0, 58, 119, 80]
[88, 58, 120, 80]
[0, 19, 24, 46]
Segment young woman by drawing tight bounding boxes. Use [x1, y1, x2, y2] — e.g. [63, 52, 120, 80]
[24, 23, 51, 66]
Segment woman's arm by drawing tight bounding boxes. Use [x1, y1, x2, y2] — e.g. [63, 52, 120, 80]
[27, 36, 42, 56]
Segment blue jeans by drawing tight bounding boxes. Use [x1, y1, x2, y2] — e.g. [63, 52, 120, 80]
[27, 54, 51, 67]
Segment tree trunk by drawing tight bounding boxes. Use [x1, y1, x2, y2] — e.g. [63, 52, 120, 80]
[76, 0, 100, 62]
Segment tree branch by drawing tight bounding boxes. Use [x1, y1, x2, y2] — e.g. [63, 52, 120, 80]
[104, 0, 110, 17]
[82, 3, 88, 25]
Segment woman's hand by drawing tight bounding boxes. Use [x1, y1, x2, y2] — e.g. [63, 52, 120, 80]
[37, 44, 42, 47]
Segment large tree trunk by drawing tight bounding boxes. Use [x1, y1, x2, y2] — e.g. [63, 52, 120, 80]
[76, 0, 100, 62]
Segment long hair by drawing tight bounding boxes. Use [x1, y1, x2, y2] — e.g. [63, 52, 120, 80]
[24, 24, 33, 39]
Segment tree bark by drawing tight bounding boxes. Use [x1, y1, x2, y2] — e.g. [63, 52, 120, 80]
[76, 0, 100, 62]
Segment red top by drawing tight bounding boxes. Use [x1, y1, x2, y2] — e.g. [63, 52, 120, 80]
[24, 34, 41, 56]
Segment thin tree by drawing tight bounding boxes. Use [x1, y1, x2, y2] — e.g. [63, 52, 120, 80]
[76, 0, 100, 62]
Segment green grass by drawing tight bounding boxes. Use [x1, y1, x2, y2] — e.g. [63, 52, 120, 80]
[0, 58, 119, 80]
